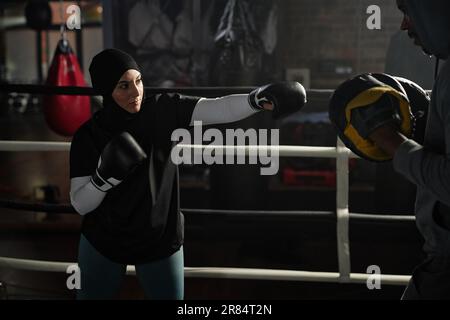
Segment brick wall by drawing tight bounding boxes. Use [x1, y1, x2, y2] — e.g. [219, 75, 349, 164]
[278, 0, 403, 89]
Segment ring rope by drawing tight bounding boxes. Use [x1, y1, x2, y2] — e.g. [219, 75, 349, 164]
[0, 256, 411, 285]
[0, 200, 415, 222]
[0, 141, 359, 159]
[0, 138, 414, 287]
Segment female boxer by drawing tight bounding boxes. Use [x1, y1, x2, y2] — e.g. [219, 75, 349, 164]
[69, 48, 305, 299]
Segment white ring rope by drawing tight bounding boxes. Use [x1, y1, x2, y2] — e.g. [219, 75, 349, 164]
[336, 138, 351, 282]
[0, 141, 359, 158]
[0, 141, 71, 151]
[0, 139, 412, 287]
[0, 257, 411, 285]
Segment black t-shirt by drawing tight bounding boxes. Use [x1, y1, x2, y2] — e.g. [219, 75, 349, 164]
[70, 93, 199, 264]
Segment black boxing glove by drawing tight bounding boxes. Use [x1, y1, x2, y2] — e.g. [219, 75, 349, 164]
[91, 132, 147, 192]
[248, 82, 307, 119]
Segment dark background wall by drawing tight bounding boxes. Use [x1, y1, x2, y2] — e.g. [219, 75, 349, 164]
[278, 0, 405, 88]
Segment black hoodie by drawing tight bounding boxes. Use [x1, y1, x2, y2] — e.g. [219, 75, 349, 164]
[393, 1, 450, 256]
[404, 0, 450, 59]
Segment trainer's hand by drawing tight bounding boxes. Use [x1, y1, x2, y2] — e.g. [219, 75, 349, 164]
[248, 82, 306, 119]
[369, 124, 407, 158]
[91, 132, 147, 192]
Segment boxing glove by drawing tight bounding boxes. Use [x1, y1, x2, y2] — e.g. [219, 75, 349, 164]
[248, 82, 307, 119]
[91, 132, 147, 192]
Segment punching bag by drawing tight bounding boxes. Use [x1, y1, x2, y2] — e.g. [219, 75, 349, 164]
[43, 39, 91, 136]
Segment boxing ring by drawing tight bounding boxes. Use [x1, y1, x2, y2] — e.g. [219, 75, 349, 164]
[0, 85, 414, 300]
[0, 139, 413, 287]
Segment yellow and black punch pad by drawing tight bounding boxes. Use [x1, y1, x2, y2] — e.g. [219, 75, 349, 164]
[328, 73, 412, 162]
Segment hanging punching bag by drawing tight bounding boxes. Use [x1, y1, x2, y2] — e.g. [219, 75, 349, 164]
[43, 39, 91, 136]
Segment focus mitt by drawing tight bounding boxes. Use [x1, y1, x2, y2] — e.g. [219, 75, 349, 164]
[370, 73, 429, 145]
[328, 73, 413, 161]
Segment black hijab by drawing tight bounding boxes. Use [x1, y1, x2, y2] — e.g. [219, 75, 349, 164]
[88, 48, 142, 134]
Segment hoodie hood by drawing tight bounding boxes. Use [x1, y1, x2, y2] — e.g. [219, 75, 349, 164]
[404, 0, 450, 59]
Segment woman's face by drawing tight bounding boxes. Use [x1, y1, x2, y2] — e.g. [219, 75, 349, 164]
[111, 69, 144, 113]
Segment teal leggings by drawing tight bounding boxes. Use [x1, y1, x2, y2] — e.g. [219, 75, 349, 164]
[76, 235, 184, 300]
